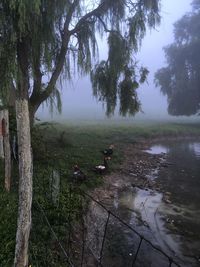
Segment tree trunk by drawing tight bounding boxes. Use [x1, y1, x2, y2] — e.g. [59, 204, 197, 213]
[3, 110, 11, 192]
[14, 99, 32, 267]
[29, 103, 40, 128]
[14, 38, 33, 267]
[0, 135, 3, 158]
[0, 111, 5, 159]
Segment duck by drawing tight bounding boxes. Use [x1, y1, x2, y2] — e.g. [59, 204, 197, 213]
[73, 165, 86, 182]
[93, 157, 111, 174]
[100, 145, 114, 156]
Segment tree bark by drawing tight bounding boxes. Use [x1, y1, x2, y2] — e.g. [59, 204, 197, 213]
[3, 110, 11, 192]
[0, 109, 11, 191]
[0, 135, 3, 158]
[0, 112, 5, 158]
[14, 38, 33, 267]
[29, 103, 39, 128]
[14, 99, 32, 267]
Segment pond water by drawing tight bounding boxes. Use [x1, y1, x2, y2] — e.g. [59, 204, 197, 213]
[152, 140, 200, 266]
[99, 140, 200, 267]
[145, 144, 169, 155]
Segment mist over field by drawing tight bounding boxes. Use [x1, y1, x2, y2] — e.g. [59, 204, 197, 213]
[37, 0, 195, 123]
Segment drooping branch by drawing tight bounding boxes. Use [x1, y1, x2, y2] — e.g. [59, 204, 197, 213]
[38, 0, 81, 105]
[97, 15, 113, 33]
[69, 1, 107, 35]
[3, 0, 161, 120]
[63, 0, 80, 33]
[37, 0, 108, 107]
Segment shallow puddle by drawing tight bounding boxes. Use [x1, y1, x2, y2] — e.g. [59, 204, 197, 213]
[144, 144, 168, 155]
[115, 187, 196, 266]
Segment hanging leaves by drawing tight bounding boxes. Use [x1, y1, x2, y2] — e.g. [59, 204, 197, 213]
[0, 0, 160, 117]
[91, 0, 160, 116]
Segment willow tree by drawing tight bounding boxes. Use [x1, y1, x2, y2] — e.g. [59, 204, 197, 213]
[155, 0, 200, 116]
[0, 0, 160, 266]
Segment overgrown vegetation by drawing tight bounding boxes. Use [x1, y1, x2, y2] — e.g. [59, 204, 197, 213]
[0, 121, 200, 266]
[0, 159, 17, 267]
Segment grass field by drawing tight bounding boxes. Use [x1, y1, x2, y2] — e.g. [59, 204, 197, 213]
[0, 120, 200, 266]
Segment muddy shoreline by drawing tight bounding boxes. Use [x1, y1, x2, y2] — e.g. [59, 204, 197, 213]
[91, 140, 169, 203]
[91, 135, 200, 200]
[86, 137, 200, 266]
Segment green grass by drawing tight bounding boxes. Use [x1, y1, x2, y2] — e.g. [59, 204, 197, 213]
[0, 120, 200, 266]
[36, 120, 200, 147]
[0, 160, 18, 267]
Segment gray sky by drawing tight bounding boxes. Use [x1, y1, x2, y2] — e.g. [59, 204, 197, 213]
[37, 0, 192, 121]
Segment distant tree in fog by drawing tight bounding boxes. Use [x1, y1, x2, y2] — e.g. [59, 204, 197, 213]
[155, 0, 200, 116]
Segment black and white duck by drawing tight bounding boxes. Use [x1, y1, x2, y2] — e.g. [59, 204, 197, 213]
[93, 157, 111, 174]
[101, 145, 114, 157]
[73, 165, 86, 182]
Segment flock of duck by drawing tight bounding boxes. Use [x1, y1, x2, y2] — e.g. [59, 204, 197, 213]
[72, 145, 114, 182]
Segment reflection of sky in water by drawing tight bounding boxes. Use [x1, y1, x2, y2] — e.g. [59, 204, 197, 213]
[116, 188, 185, 265]
[189, 143, 200, 158]
[145, 145, 169, 154]
[146, 142, 200, 157]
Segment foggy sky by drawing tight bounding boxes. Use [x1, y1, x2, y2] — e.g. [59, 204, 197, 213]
[37, 0, 192, 121]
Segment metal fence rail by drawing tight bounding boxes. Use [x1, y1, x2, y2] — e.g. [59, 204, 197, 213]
[34, 181, 182, 267]
[35, 200, 75, 267]
[77, 188, 181, 267]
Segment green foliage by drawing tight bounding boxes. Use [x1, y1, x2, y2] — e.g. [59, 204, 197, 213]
[0, 176, 18, 267]
[155, 0, 200, 116]
[119, 76, 140, 116]
[0, 0, 72, 107]
[91, 38, 149, 116]
[91, 0, 160, 116]
[0, 0, 160, 119]
[45, 87, 62, 115]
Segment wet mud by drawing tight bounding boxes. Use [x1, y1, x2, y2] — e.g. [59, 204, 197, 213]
[88, 139, 200, 267]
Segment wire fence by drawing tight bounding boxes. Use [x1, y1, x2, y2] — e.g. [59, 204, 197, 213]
[32, 173, 182, 267]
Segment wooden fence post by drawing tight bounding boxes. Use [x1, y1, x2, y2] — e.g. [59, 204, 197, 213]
[0, 109, 11, 192]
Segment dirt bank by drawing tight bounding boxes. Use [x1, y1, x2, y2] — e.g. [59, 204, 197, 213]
[91, 141, 167, 202]
[91, 135, 200, 203]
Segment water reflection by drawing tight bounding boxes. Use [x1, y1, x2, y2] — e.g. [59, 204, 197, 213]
[189, 143, 200, 158]
[155, 141, 200, 266]
[102, 187, 172, 267]
[157, 141, 200, 208]
[110, 140, 200, 267]
[114, 188, 185, 266]
[144, 145, 168, 155]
